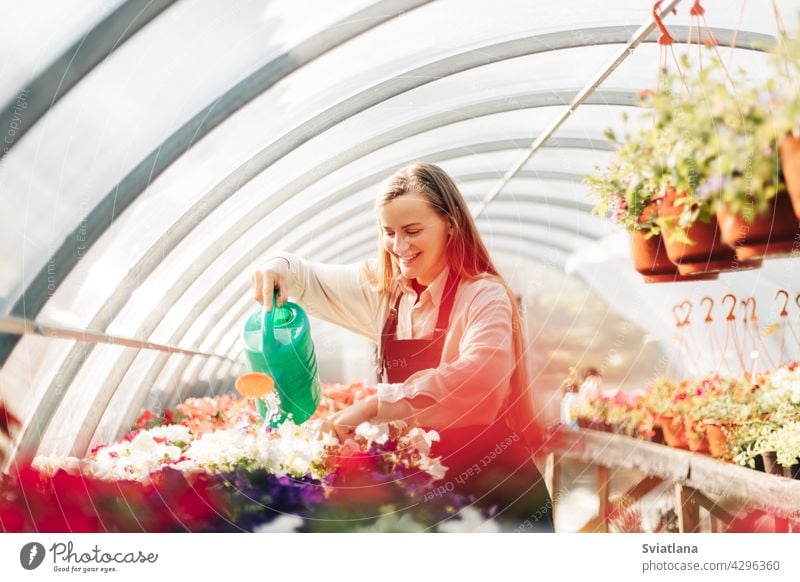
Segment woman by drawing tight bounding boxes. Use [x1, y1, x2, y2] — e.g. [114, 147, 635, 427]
[251, 162, 553, 530]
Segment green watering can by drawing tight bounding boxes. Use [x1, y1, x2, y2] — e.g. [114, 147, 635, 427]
[240, 294, 321, 426]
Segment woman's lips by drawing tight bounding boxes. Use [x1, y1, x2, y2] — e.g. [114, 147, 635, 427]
[398, 252, 421, 265]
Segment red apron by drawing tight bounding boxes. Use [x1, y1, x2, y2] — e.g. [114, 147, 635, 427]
[379, 271, 553, 531]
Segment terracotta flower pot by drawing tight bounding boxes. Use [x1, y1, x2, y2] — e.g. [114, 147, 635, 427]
[659, 415, 689, 449]
[658, 189, 760, 275]
[780, 135, 800, 219]
[628, 230, 719, 283]
[717, 192, 800, 260]
[684, 418, 709, 454]
[703, 420, 731, 459]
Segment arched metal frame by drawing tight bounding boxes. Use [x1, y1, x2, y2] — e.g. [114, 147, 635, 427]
[3, 3, 780, 460]
[22, 133, 611, 459]
[0, 0, 178, 162]
[2, 24, 771, 365]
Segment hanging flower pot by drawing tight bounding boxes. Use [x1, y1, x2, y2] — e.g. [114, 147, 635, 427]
[780, 135, 800, 219]
[658, 189, 758, 275]
[628, 229, 718, 283]
[717, 192, 800, 260]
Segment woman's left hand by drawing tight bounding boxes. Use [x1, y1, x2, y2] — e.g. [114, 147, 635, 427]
[327, 395, 379, 442]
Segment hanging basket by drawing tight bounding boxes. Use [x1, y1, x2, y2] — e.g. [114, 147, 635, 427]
[780, 135, 800, 219]
[628, 229, 718, 283]
[659, 190, 760, 275]
[717, 192, 800, 260]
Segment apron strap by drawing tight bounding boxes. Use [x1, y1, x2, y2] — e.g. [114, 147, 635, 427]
[378, 269, 461, 381]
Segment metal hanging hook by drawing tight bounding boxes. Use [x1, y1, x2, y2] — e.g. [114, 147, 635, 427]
[700, 296, 714, 323]
[723, 293, 738, 321]
[776, 290, 789, 317]
[741, 297, 757, 322]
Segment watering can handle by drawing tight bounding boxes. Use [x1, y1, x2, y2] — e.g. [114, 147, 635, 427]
[260, 290, 277, 354]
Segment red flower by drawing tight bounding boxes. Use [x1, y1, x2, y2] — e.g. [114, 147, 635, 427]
[135, 410, 156, 429]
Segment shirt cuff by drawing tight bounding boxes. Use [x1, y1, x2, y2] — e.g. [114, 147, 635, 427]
[375, 398, 415, 423]
[377, 382, 406, 404]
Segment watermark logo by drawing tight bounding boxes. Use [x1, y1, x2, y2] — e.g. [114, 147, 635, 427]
[19, 542, 46, 570]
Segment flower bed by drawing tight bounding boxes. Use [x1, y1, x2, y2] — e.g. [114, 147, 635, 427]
[568, 363, 800, 475]
[1, 383, 497, 533]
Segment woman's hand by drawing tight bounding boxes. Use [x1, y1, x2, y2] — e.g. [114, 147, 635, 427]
[324, 395, 379, 443]
[250, 257, 290, 310]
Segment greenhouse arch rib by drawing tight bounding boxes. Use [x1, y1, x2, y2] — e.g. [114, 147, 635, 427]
[0, 0, 176, 162]
[1, 24, 772, 368]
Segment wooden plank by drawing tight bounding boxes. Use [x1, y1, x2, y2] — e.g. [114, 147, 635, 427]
[618, 475, 662, 504]
[548, 427, 800, 519]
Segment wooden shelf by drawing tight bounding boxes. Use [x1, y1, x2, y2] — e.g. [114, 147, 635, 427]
[546, 426, 800, 531]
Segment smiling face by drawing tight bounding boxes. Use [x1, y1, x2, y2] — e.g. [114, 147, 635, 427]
[378, 191, 452, 285]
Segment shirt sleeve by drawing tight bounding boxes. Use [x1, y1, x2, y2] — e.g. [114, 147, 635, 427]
[267, 252, 380, 342]
[374, 282, 515, 430]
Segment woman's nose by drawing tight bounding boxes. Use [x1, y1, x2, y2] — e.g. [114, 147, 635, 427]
[392, 234, 410, 253]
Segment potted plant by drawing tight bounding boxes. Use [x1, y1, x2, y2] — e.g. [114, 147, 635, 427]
[587, 119, 718, 283]
[639, 63, 745, 275]
[698, 67, 800, 259]
[772, 23, 800, 219]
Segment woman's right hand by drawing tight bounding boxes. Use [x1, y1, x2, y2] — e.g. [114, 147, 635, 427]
[250, 257, 290, 311]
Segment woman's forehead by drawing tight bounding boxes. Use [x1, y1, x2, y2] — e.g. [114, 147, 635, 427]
[378, 192, 437, 225]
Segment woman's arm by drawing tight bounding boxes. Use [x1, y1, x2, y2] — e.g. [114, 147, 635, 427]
[373, 283, 515, 429]
[254, 252, 380, 341]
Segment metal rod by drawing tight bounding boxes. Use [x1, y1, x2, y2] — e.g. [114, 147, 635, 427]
[473, 0, 685, 217]
[0, 316, 235, 361]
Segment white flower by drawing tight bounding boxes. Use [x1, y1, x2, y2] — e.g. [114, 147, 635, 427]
[356, 508, 427, 533]
[32, 454, 82, 476]
[253, 514, 304, 533]
[437, 507, 500, 533]
[418, 455, 448, 481]
[402, 427, 439, 454]
[147, 424, 192, 444]
[355, 421, 390, 444]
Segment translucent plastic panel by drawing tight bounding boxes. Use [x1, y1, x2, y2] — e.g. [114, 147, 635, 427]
[0, 334, 75, 433]
[88, 348, 166, 448]
[38, 342, 127, 456]
[439, 149, 613, 180]
[35, 41, 623, 331]
[0, 0, 373, 314]
[0, 0, 124, 107]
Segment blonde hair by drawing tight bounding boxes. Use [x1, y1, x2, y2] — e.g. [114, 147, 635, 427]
[363, 162, 538, 446]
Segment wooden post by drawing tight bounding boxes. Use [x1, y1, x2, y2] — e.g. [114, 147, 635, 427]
[674, 483, 701, 533]
[546, 453, 562, 529]
[597, 464, 610, 533]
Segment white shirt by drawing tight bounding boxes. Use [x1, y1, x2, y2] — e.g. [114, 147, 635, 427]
[271, 253, 515, 430]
